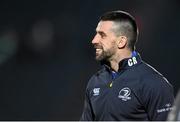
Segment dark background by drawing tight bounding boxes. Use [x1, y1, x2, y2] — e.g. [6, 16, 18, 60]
[0, 0, 179, 120]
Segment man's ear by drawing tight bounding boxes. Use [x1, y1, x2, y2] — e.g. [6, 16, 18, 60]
[117, 36, 128, 49]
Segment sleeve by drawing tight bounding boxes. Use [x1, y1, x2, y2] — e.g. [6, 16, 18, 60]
[80, 88, 94, 121]
[141, 75, 174, 121]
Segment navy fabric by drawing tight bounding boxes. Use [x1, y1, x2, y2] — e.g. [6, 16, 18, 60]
[80, 53, 174, 121]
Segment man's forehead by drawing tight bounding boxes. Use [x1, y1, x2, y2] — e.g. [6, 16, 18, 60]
[96, 21, 115, 31]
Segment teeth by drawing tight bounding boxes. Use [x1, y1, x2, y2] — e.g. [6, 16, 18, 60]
[96, 49, 101, 51]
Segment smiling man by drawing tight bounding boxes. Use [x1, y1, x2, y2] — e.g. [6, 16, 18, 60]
[80, 10, 174, 121]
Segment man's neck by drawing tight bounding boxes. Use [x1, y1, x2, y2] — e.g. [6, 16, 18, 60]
[109, 50, 132, 72]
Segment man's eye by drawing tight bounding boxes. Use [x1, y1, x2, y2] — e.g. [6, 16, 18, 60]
[100, 34, 106, 38]
[97, 31, 106, 38]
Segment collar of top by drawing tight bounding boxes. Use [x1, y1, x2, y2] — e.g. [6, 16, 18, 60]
[101, 51, 142, 72]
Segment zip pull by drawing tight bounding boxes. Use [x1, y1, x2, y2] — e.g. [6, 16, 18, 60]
[109, 82, 113, 88]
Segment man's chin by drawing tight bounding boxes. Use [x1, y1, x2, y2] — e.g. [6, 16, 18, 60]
[95, 55, 104, 61]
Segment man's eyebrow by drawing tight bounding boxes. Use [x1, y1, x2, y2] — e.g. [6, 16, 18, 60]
[97, 31, 106, 36]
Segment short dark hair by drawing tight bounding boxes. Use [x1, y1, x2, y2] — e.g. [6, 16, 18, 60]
[100, 10, 138, 51]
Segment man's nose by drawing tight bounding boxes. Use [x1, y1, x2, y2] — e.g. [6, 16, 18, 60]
[91, 34, 99, 45]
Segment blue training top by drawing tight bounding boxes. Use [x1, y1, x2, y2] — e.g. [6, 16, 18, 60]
[80, 52, 174, 121]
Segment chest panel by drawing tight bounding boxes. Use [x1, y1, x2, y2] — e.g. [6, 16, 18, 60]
[89, 76, 147, 120]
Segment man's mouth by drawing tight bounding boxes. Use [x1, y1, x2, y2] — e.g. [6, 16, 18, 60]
[94, 45, 103, 55]
[96, 49, 102, 52]
[95, 48, 102, 55]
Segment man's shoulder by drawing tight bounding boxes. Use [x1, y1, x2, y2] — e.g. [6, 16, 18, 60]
[124, 61, 164, 82]
[135, 61, 161, 75]
[137, 61, 173, 89]
[133, 62, 174, 102]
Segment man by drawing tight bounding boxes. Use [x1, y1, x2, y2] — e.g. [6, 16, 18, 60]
[80, 10, 174, 121]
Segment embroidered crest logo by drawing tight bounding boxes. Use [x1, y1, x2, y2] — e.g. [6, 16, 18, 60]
[118, 87, 131, 101]
[93, 88, 100, 96]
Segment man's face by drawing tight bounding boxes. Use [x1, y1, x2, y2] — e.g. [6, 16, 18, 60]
[92, 21, 118, 61]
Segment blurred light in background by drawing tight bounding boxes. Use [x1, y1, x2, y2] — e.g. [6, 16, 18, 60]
[29, 20, 54, 54]
[0, 28, 18, 65]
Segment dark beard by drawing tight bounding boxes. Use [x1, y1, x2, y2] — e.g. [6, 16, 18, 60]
[95, 50, 112, 61]
[95, 53, 106, 61]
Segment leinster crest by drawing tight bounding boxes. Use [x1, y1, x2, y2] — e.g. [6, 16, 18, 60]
[118, 87, 131, 101]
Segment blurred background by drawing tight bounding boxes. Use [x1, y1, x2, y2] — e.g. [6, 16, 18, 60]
[0, 0, 179, 120]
